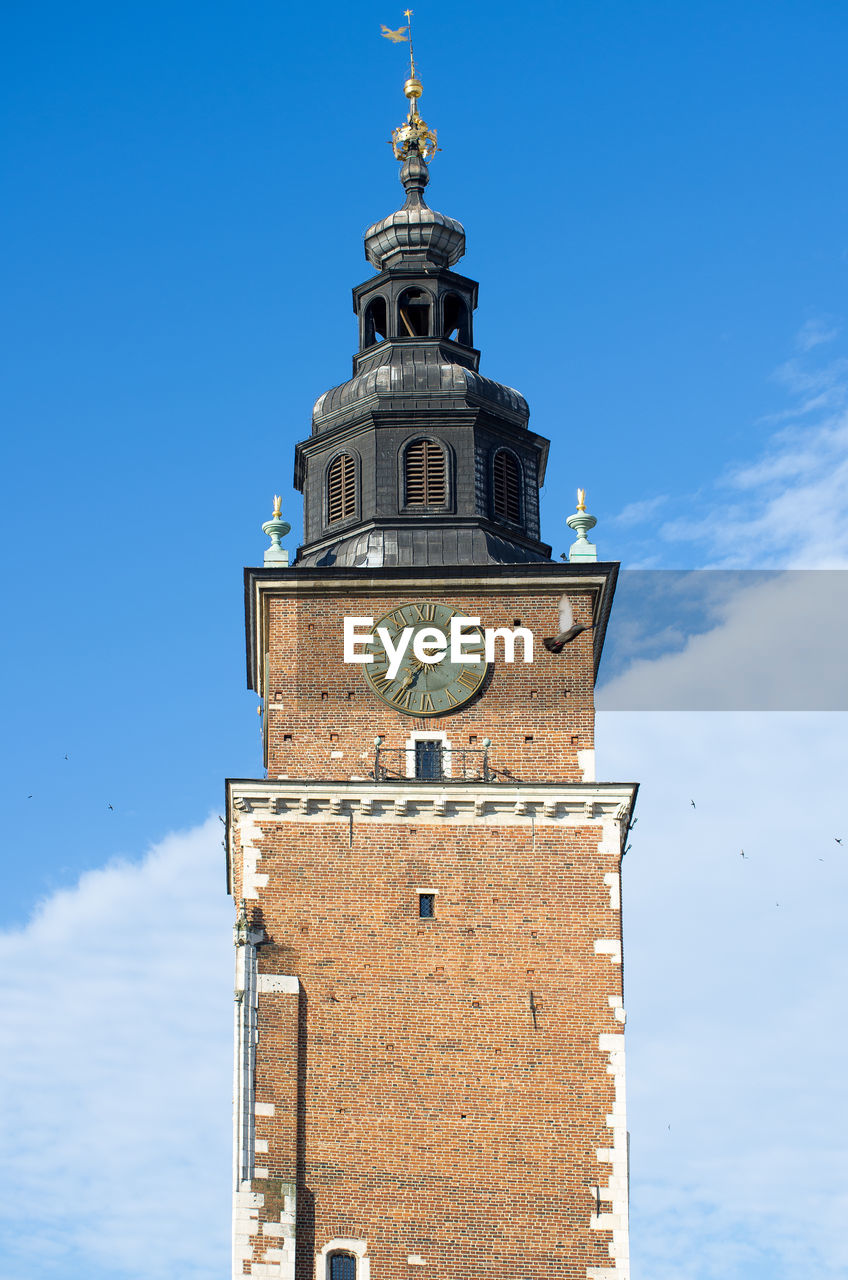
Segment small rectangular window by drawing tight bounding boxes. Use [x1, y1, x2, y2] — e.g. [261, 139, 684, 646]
[418, 893, 435, 919]
[414, 739, 443, 780]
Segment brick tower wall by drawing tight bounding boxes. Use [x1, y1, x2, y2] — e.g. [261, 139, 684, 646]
[262, 587, 597, 784]
[230, 570, 632, 1280]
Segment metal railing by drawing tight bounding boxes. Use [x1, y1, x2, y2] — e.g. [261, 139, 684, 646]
[372, 742, 492, 783]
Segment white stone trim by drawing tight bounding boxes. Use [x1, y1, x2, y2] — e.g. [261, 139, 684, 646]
[315, 1237, 370, 1280]
[603, 871, 620, 910]
[594, 939, 622, 964]
[590, 1033, 630, 1279]
[404, 729, 453, 779]
[577, 747, 596, 781]
[233, 1187, 264, 1277]
[228, 780, 637, 828]
[257, 974, 301, 995]
[586, 812, 630, 1280]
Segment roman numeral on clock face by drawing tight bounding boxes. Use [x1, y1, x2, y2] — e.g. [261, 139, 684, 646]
[407, 602, 437, 623]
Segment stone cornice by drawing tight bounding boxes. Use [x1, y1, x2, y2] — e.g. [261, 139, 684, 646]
[226, 778, 638, 826]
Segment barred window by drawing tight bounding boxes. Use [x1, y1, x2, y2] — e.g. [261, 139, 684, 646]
[493, 449, 521, 522]
[328, 1255, 356, 1280]
[327, 453, 356, 524]
[405, 439, 446, 507]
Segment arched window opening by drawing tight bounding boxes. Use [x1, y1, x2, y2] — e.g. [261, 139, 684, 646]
[398, 288, 431, 338]
[363, 296, 387, 347]
[328, 1254, 356, 1280]
[327, 453, 356, 524]
[405, 439, 447, 507]
[493, 450, 521, 523]
[443, 293, 471, 345]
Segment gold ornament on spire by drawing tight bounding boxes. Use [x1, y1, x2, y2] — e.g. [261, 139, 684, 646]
[381, 10, 439, 161]
[272, 494, 283, 519]
[576, 489, 587, 512]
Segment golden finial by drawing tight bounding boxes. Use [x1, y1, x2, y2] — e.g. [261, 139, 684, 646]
[272, 494, 282, 519]
[382, 10, 438, 161]
[576, 489, 586, 512]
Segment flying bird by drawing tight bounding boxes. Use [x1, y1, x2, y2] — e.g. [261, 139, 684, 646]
[835, 837, 843, 845]
[381, 23, 408, 42]
[740, 849, 747, 859]
[543, 595, 594, 653]
[108, 804, 114, 811]
[64, 754, 69, 760]
[690, 800, 696, 809]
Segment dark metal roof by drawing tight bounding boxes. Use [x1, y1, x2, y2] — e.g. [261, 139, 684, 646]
[294, 524, 552, 569]
[312, 342, 529, 434]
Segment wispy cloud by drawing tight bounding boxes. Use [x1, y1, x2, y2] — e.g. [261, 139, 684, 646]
[0, 817, 232, 1280]
[657, 340, 848, 568]
[609, 495, 668, 527]
[795, 316, 840, 353]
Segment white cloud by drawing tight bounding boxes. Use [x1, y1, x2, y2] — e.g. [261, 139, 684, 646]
[659, 363, 848, 568]
[0, 817, 233, 1280]
[599, 569, 848, 710]
[795, 316, 840, 353]
[609, 495, 668, 527]
[599, 710, 848, 1280]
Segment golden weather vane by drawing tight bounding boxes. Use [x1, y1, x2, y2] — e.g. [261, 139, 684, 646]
[380, 9, 438, 162]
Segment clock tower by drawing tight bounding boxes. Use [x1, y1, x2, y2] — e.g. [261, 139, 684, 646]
[226, 67, 636, 1280]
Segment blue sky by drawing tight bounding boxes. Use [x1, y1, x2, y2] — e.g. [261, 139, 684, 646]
[1, 2, 847, 1278]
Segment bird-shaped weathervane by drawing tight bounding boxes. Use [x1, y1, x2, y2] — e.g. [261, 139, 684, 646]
[543, 595, 594, 654]
[381, 21, 409, 43]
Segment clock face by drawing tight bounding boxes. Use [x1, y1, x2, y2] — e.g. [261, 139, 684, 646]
[363, 602, 488, 717]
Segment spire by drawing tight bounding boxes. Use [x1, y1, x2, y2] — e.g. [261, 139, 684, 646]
[290, 17, 553, 569]
[364, 28, 462, 271]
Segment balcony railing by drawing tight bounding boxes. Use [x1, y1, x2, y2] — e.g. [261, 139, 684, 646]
[372, 741, 492, 783]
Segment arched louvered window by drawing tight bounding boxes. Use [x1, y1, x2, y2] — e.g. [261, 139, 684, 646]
[328, 1255, 356, 1280]
[405, 439, 447, 507]
[493, 450, 521, 523]
[327, 453, 356, 524]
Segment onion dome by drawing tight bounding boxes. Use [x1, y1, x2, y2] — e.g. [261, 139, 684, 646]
[364, 148, 465, 270]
